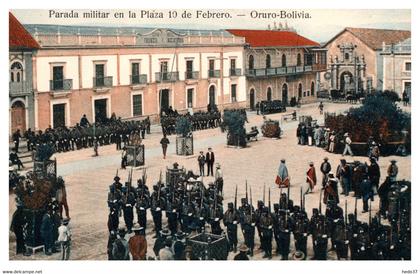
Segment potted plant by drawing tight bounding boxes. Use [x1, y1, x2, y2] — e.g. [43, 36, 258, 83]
[175, 116, 194, 155]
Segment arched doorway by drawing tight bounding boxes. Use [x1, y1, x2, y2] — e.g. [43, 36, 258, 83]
[209, 85, 216, 106]
[298, 83, 303, 99]
[249, 89, 255, 110]
[11, 100, 26, 133]
[282, 84, 288, 105]
[267, 87, 272, 101]
[340, 71, 354, 93]
[311, 82, 315, 96]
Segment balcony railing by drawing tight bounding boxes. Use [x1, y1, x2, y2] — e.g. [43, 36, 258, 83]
[304, 65, 312, 72]
[230, 68, 242, 76]
[93, 76, 113, 88]
[155, 72, 179, 83]
[276, 67, 287, 75]
[266, 68, 276, 76]
[49, 79, 73, 91]
[286, 66, 296, 74]
[185, 71, 199, 80]
[296, 66, 304, 73]
[246, 65, 318, 78]
[9, 81, 32, 96]
[208, 70, 220, 78]
[130, 74, 148, 85]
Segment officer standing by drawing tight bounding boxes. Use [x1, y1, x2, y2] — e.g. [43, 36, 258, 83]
[223, 202, 240, 252]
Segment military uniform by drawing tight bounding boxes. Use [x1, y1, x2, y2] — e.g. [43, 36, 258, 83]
[223, 203, 240, 252]
[259, 208, 274, 259]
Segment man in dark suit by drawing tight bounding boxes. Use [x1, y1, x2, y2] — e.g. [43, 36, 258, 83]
[206, 147, 215, 176]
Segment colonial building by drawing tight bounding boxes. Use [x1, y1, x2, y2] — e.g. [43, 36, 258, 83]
[227, 26, 327, 108]
[9, 13, 40, 135]
[24, 24, 247, 130]
[321, 27, 411, 93]
[381, 38, 411, 100]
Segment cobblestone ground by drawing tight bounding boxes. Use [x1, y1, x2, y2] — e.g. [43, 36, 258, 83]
[9, 102, 411, 260]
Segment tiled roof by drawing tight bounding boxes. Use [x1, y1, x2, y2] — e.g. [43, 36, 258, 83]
[327, 27, 411, 50]
[9, 12, 40, 49]
[226, 29, 320, 47]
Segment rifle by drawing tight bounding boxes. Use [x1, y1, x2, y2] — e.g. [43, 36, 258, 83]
[268, 187, 271, 214]
[319, 187, 322, 213]
[300, 186, 303, 209]
[369, 199, 372, 226]
[263, 183, 266, 205]
[303, 191, 306, 213]
[287, 182, 290, 203]
[345, 200, 348, 241]
[142, 168, 147, 185]
[354, 197, 358, 222]
[234, 185, 238, 210]
[279, 184, 283, 209]
[245, 180, 248, 204]
[116, 169, 119, 178]
[250, 186, 254, 221]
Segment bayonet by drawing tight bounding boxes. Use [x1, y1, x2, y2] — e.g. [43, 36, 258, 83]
[245, 180, 248, 204]
[234, 185, 238, 210]
[263, 183, 266, 205]
[268, 187, 271, 214]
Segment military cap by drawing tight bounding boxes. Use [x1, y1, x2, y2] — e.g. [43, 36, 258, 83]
[390, 159, 397, 163]
[114, 176, 120, 181]
[293, 251, 305, 260]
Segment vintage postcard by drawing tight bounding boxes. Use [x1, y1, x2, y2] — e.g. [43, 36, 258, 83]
[4, 5, 414, 274]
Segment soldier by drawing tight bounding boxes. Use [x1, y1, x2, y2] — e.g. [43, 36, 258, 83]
[172, 232, 187, 260]
[360, 175, 373, 213]
[107, 230, 117, 260]
[368, 158, 381, 193]
[10, 204, 26, 255]
[354, 224, 371, 260]
[337, 159, 351, 196]
[208, 200, 223, 235]
[151, 184, 165, 238]
[255, 200, 265, 245]
[40, 206, 55, 256]
[223, 202, 240, 252]
[135, 181, 150, 229]
[312, 215, 329, 260]
[160, 134, 170, 159]
[234, 244, 250, 260]
[241, 203, 256, 256]
[332, 219, 349, 260]
[292, 209, 309, 259]
[348, 213, 361, 260]
[121, 186, 136, 233]
[197, 151, 206, 177]
[277, 209, 292, 260]
[325, 201, 344, 250]
[259, 207, 274, 259]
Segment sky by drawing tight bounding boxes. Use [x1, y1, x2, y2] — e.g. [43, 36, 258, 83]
[11, 9, 411, 43]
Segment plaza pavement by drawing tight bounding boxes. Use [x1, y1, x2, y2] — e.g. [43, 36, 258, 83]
[9, 102, 411, 260]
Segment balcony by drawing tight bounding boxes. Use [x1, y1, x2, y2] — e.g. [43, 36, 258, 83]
[286, 66, 296, 74]
[296, 66, 304, 73]
[155, 72, 179, 83]
[93, 76, 113, 88]
[185, 71, 199, 80]
[402, 70, 411, 78]
[49, 79, 73, 91]
[130, 74, 148, 85]
[208, 70, 220, 78]
[9, 81, 32, 96]
[229, 68, 242, 77]
[246, 65, 318, 78]
[266, 68, 276, 76]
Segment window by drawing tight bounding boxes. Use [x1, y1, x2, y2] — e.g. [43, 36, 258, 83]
[267, 87, 272, 101]
[405, 62, 411, 71]
[95, 64, 105, 86]
[52, 66, 64, 90]
[187, 88, 194, 108]
[266, 54, 271, 68]
[298, 83, 303, 98]
[160, 61, 168, 80]
[10, 62, 23, 82]
[249, 55, 254, 69]
[131, 62, 140, 84]
[231, 84, 237, 102]
[311, 82, 315, 96]
[281, 54, 287, 67]
[230, 59, 236, 70]
[209, 59, 215, 77]
[186, 60, 194, 79]
[297, 53, 302, 66]
[132, 94, 143, 116]
[345, 53, 350, 61]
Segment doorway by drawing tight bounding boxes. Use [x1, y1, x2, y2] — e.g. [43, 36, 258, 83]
[53, 103, 66, 128]
[209, 85, 216, 106]
[94, 99, 108, 123]
[250, 89, 255, 110]
[11, 101, 26, 133]
[282, 84, 288, 105]
[160, 89, 170, 115]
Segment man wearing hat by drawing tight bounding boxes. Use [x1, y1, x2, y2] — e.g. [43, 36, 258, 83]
[337, 159, 351, 196]
[129, 224, 147, 260]
[234, 244, 250, 260]
[151, 184, 164, 238]
[320, 157, 331, 188]
[10, 204, 25, 255]
[121, 186, 136, 233]
[40, 206, 55, 256]
[107, 230, 117, 260]
[158, 237, 174, 260]
[275, 159, 290, 188]
[223, 202, 240, 252]
[56, 176, 70, 219]
[368, 157, 381, 193]
[306, 162, 317, 194]
[328, 131, 336, 153]
[112, 227, 130, 260]
[342, 132, 354, 156]
[205, 147, 215, 176]
[58, 218, 71, 260]
[215, 163, 223, 195]
[197, 151, 206, 176]
[387, 160, 398, 182]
